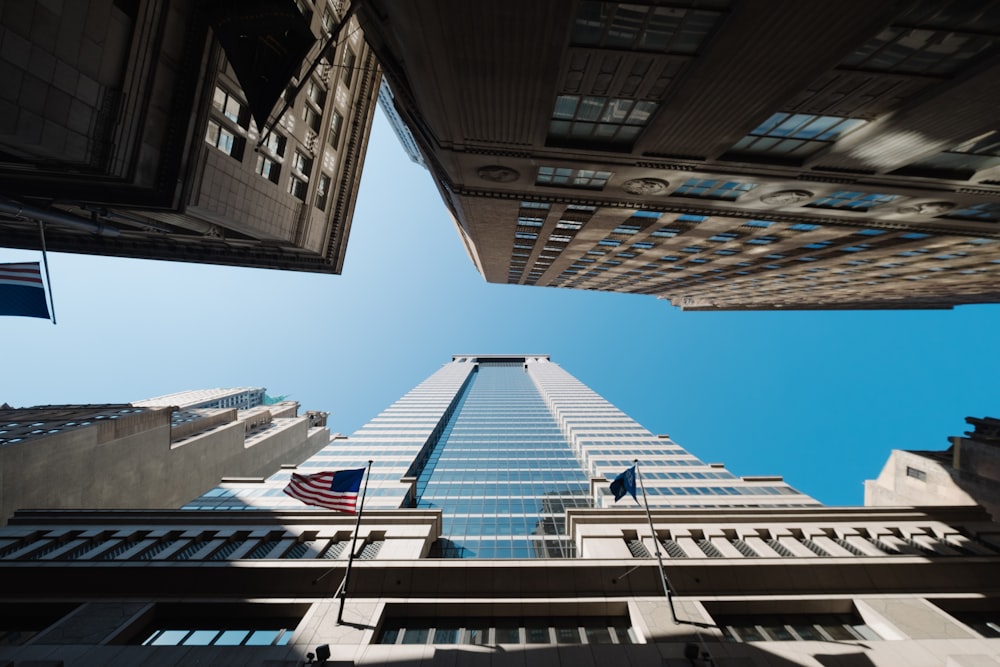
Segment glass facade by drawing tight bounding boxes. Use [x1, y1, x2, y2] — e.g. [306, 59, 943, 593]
[415, 360, 592, 558]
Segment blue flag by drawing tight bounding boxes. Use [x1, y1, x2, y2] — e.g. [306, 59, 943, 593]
[610, 465, 637, 503]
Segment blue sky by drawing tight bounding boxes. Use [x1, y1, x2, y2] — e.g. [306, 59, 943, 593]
[4, 109, 999, 507]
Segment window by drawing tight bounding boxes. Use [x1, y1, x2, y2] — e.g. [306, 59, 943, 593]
[306, 79, 327, 108]
[716, 613, 879, 643]
[842, 3, 1000, 77]
[205, 120, 243, 159]
[536, 166, 612, 190]
[943, 202, 1000, 222]
[255, 132, 285, 184]
[289, 176, 308, 200]
[342, 47, 357, 87]
[571, 1, 726, 54]
[322, 7, 335, 35]
[673, 178, 757, 200]
[303, 105, 322, 133]
[261, 132, 286, 158]
[315, 173, 332, 210]
[125, 604, 305, 647]
[377, 616, 634, 645]
[549, 95, 658, 148]
[807, 191, 899, 211]
[729, 113, 867, 159]
[292, 151, 312, 178]
[328, 110, 343, 148]
[256, 154, 281, 183]
[206, 87, 249, 159]
[212, 87, 249, 128]
[906, 466, 927, 481]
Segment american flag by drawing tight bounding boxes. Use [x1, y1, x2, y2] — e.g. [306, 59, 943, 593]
[0, 262, 50, 320]
[283, 468, 365, 512]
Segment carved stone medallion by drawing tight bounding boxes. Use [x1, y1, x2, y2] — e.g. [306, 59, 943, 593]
[477, 165, 519, 183]
[760, 190, 814, 206]
[622, 178, 669, 195]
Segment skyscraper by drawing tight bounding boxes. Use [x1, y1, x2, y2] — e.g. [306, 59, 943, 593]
[2, 356, 999, 666]
[189, 355, 818, 558]
[362, 1, 1000, 309]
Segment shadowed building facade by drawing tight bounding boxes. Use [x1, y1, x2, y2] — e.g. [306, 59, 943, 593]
[1, 355, 1000, 665]
[0, 389, 329, 525]
[0, 0, 379, 273]
[362, 1, 1000, 309]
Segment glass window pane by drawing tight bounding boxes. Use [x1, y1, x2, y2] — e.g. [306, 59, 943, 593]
[183, 630, 219, 645]
[245, 629, 279, 646]
[464, 627, 489, 645]
[790, 623, 822, 640]
[820, 621, 855, 641]
[585, 625, 613, 644]
[553, 95, 578, 119]
[148, 630, 189, 646]
[769, 114, 809, 137]
[215, 630, 250, 646]
[495, 622, 519, 643]
[525, 623, 550, 644]
[733, 624, 765, 642]
[556, 624, 581, 644]
[402, 628, 430, 644]
[794, 115, 838, 139]
[601, 98, 633, 123]
[433, 626, 460, 644]
[578, 97, 604, 122]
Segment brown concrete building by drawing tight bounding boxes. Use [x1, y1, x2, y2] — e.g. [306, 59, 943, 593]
[0, 392, 330, 525]
[0, 0, 379, 273]
[867, 416, 1000, 522]
[363, 1, 1000, 309]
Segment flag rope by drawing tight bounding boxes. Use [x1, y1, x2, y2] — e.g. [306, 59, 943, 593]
[337, 459, 373, 625]
[634, 458, 680, 624]
[37, 221, 56, 324]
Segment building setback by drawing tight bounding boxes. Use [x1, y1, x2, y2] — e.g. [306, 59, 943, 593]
[0, 0, 379, 273]
[1, 355, 999, 666]
[362, 1, 1000, 310]
[0, 390, 330, 525]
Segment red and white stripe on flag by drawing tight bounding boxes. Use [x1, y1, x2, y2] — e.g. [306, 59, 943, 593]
[283, 470, 360, 513]
[0, 263, 43, 287]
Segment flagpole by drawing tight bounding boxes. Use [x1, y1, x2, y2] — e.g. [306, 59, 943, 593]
[337, 459, 372, 625]
[37, 221, 56, 324]
[634, 459, 679, 624]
